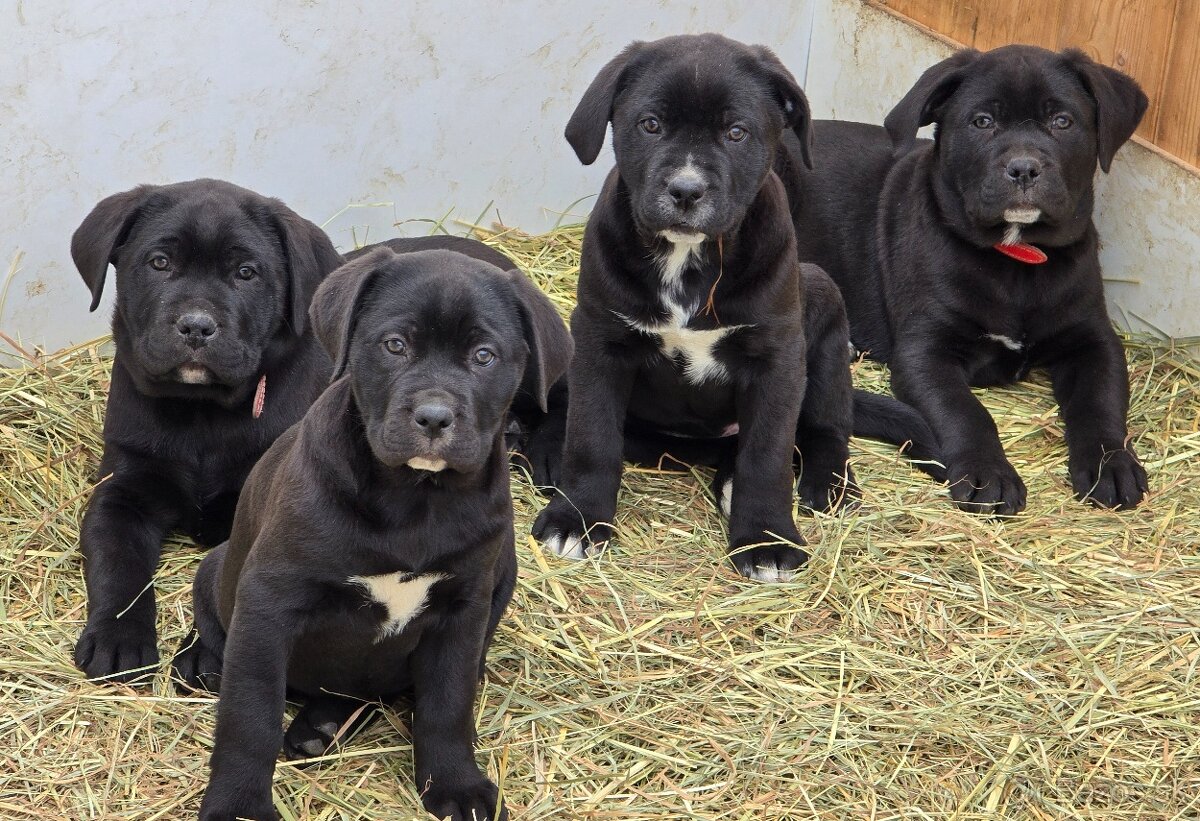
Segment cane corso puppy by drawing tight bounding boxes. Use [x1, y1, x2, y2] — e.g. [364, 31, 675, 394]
[784, 45, 1150, 515]
[171, 246, 571, 821]
[70, 179, 342, 682]
[529, 34, 938, 582]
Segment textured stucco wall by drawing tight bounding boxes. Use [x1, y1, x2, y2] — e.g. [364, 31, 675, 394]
[805, 0, 1200, 340]
[5, 0, 1194, 350]
[0, 0, 815, 350]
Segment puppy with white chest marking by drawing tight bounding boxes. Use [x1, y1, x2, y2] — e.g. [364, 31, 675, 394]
[528, 34, 940, 582]
[784, 45, 1150, 515]
[171, 246, 571, 821]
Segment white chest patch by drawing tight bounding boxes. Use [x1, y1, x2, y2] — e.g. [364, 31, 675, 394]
[984, 333, 1024, 352]
[619, 301, 748, 385]
[656, 232, 705, 290]
[348, 571, 448, 640]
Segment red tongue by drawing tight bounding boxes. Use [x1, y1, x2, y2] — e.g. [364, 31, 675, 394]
[252, 374, 266, 419]
[994, 242, 1048, 264]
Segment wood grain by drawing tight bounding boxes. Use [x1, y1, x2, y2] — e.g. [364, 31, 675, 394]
[1057, 0, 1179, 138]
[1155, 0, 1200, 162]
[871, 0, 1200, 166]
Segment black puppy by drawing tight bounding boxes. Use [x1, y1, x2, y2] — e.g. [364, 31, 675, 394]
[785, 45, 1149, 515]
[530, 35, 934, 582]
[70, 179, 342, 682]
[172, 246, 572, 821]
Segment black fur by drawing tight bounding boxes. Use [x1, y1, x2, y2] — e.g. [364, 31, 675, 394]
[783, 45, 1149, 514]
[70, 179, 341, 683]
[530, 34, 903, 582]
[172, 247, 571, 821]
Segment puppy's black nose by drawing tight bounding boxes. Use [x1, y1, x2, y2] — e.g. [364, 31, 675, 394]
[176, 311, 218, 346]
[667, 177, 706, 209]
[413, 403, 455, 437]
[1005, 157, 1042, 190]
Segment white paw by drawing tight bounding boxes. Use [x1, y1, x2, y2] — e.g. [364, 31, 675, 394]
[543, 531, 593, 560]
[745, 561, 796, 584]
[718, 478, 733, 518]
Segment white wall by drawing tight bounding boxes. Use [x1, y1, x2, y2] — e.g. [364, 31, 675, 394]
[806, 0, 1200, 341]
[0, 0, 815, 351]
[5, 0, 1195, 350]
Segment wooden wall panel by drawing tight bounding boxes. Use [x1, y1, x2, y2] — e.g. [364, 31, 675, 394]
[871, 0, 1200, 168]
[1056, 0, 1179, 139]
[1156, 0, 1200, 162]
[969, 0, 1064, 51]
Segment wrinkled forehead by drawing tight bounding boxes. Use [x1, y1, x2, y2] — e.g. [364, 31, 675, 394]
[623, 47, 771, 122]
[127, 194, 279, 258]
[954, 53, 1093, 117]
[356, 265, 520, 343]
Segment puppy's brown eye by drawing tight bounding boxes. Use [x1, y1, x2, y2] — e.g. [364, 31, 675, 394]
[473, 348, 496, 366]
[384, 337, 407, 355]
[727, 125, 748, 142]
[150, 255, 170, 271]
[235, 265, 256, 280]
[972, 114, 995, 129]
[640, 117, 661, 135]
[1051, 114, 1073, 130]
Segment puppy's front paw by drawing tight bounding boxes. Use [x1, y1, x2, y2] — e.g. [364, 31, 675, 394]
[422, 777, 507, 821]
[1070, 446, 1148, 510]
[531, 496, 609, 560]
[283, 698, 377, 762]
[945, 456, 1026, 516]
[728, 531, 809, 583]
[74, 616, 158, 683]
[797, 463, 861, 513]
[199, 792, 277, 821]
[171, 629, 222, 693]
[518, 418, 566, 492]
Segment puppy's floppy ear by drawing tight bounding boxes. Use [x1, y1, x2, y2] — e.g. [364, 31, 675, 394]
[267, 200, 343, 336]
[1063, 49, 1148, 173]
[504, 270, 572, 412]
[70, 185, 158, 312]
[309, 246, 395, 380]
[565, 41, 645, 165]
[884, 49, 982, 156]
[751, 46, 814, 169]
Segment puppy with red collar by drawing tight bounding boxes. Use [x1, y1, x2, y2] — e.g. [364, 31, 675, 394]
[784, 46, 1150, 515]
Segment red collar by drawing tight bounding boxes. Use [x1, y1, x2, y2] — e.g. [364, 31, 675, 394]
[993, 242, 1047, 264]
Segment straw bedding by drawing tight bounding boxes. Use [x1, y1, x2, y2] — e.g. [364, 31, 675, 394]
[1, 224, 1198, 820]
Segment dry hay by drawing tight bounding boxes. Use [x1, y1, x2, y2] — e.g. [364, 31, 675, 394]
[1, 224, 1198, 820]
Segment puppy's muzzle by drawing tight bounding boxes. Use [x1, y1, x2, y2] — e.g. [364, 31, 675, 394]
[176, 311, 219, 349]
